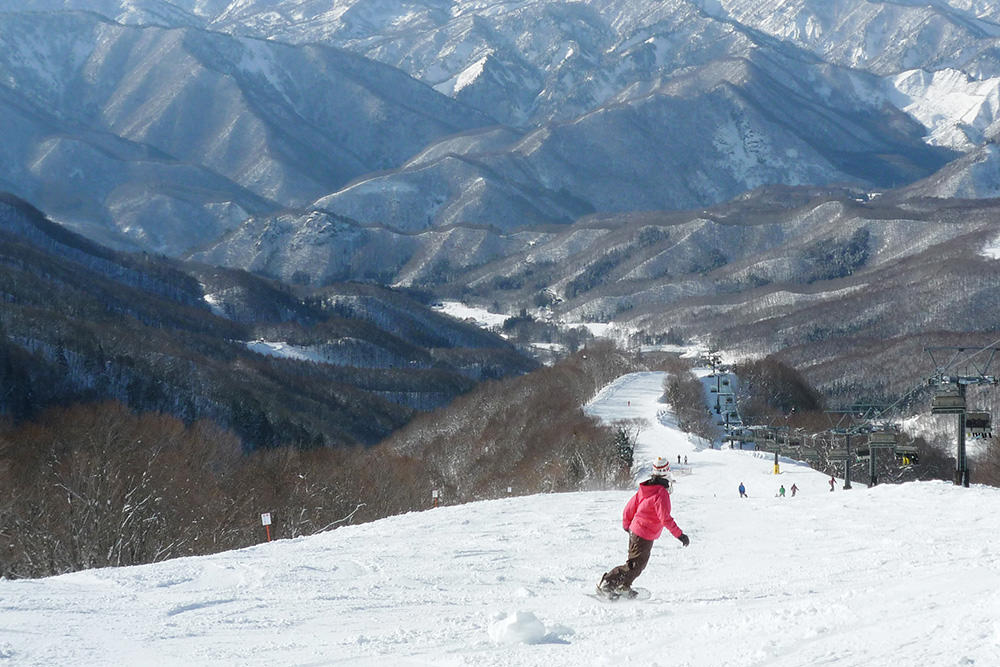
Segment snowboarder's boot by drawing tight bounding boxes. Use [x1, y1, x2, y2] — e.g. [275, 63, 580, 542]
[597, 573, 619, 599]
[616, 585, 639, 599]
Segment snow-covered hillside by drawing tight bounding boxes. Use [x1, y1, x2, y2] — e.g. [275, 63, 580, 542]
[3, 0, 983, 260]
[3, 372, 999, 665]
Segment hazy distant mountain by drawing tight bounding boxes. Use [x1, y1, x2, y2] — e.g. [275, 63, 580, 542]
[0, 10, 490, 253]
[304, 55, 949, 234]
[191, 45, 954, 284]
[36, 0, 1000, 130]
[6, 0, 987, 257]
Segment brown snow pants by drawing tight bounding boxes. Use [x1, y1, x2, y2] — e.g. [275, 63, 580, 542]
[603, 532, 654, 589]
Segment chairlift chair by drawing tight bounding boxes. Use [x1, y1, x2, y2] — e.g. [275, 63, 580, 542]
[965, 411, 993, 439]
[931, 387, 966, 414]
[868, 430, 898, 447]
[895, 444, 920, 465]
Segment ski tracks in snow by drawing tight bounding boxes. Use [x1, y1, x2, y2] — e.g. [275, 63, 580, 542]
[5, 372, 1000, 665]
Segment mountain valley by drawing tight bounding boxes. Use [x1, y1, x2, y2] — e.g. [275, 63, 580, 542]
[3, 0, 1000, 454]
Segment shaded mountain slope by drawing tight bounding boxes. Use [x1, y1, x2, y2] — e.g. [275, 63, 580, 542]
[0, 193, 535, 448]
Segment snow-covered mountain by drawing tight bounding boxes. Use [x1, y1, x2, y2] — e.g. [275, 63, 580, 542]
[5, 0, 1000, 254]
[24, 0, 1000, 129]
[4, 371, 998, 665]
[6, 0, 1000, 338]
[0, 10, 489, 253]
[187, 179, 1000, 407]
[894, 141, 1000, 197]
[300, 54, 947, 234]
[885, 68, 1000, 150]
[693, 0, 1000, 76]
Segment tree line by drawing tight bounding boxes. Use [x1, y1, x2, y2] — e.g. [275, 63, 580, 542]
[0, 343, 644, 578]
[6, 340, 981, 580]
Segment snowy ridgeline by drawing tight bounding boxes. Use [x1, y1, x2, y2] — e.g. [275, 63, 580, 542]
[3, 372, 1000, 666]
[245, 339, 417, 369]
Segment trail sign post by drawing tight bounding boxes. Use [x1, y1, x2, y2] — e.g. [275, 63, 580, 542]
[261, 512, 272, 542]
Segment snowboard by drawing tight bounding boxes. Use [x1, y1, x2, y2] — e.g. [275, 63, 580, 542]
[591, 585, 651, 602]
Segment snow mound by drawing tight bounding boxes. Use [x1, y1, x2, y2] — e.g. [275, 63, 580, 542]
[488, 610, 548, 645]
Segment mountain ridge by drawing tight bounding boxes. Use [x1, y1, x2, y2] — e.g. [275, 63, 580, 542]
[1, 1, 994, 257]
[0, 9, 492, 253]
[0, 192, 536, 447]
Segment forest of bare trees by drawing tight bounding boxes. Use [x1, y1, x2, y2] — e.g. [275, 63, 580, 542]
[0, 343, 643, 579]
[4, 321, 990, 580]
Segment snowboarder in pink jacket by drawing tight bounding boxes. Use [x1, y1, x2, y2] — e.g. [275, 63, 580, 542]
[598, 457, 689, 598]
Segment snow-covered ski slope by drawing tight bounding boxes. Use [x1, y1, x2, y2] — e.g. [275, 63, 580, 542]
[3, 372, 1000, 666]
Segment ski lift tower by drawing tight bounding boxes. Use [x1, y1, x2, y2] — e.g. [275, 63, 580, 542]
[825, 407, 879, 490]
[827, 427, 854, 490]
[842, 404, 896, 487]
[926, 346, 1000, 487]
[862, 422, 899, 487]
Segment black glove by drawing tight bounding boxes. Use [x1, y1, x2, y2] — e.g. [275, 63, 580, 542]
[677, 533, 690, 547]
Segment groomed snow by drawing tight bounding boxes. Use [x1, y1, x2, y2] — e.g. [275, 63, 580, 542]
[3, 372, 1000, 665]
[432, 300, 509, 329]
[245, 340, 326, 363]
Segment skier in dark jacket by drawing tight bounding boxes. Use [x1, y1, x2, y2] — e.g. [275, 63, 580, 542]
[738, 482, 747, 498]
[598, 457, 689, 598]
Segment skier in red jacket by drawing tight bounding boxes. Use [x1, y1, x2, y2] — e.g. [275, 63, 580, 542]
[598, 457, 689, 598]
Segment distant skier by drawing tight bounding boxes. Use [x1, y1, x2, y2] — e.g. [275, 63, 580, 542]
[738, 482, 747, 498]
[684, 455, 688, 465]
[778, 485, 786, 498]
[677, 454, 681, 464]
[790, 483, 798, 497]
[598, 457, 689, 599]
[829, 476, 836, 492]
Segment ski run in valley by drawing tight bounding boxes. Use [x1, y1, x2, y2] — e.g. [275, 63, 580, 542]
[2, 371, 999, 666]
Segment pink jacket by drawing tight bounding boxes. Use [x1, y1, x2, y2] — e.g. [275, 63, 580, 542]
[623, 480, 682, 541]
